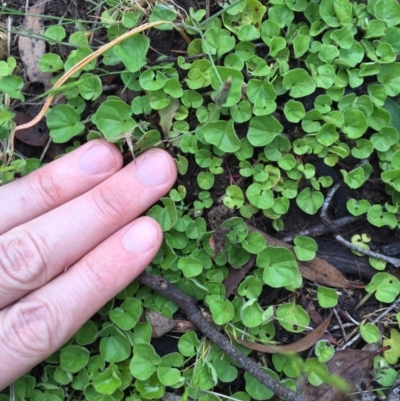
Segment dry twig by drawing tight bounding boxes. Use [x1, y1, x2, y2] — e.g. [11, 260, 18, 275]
[137, 271, 310, 401]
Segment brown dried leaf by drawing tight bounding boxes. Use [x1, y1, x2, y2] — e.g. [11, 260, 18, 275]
[223, 256, 255, 297]
[18, 0, 52, 88]
[147, 310, 176, 338]
[159, 98, 180, 135]
[248, 225, 353, 288]
[235, 312, 332, 354]
[14, 111, 48, 146]
[303, 349, 375, 401]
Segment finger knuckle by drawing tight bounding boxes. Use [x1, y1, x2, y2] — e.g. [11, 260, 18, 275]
[28, 168, 65, 209]
[90, 185, 127, 225]
[6, 298, 58, 356]
[0, 230, 48, 290]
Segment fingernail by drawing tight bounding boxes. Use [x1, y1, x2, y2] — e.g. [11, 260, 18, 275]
[136, 150, 173, 186]
[79, 142, 116, 175]
[123, 219, 160, 253]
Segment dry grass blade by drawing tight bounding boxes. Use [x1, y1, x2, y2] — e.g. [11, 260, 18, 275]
[18, 0, 52, 88]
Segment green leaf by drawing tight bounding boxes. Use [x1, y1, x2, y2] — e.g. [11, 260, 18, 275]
[246, 183, 274, 209]
[136, 373, 165, 399]
[224, 185, 245, 208]
[241, 298, 264, 328]
[257, 247, 300, 288]
[178, 331, 200, 357]
[377, 63, 400, 96]
[140, 69, 166, 91]
[203, 28, 235, 58]
[284, 99, 306, 123]
[197, 171, 215, 190]
[367, 204, 397, 228]
[147, 198, 177, 231]
[178, 256, 203, 278]
[44, 25, 66, 42]
[283, 68, 316, 98]
[375, 0, 400, 26]
[370, 127, 399, 151]
[382, 169, 400, 191]
[230, 100, 252, 123]
[130, 343, 161, 380]
[342, 108, 368, 138]
[93, 364, 122, 395]
[368, 84, 387, 107]
[382, 98, 400, 133]
[351, 139, 374, 159]
[366, 273, 400, 303]
[296, 188, 324, 214]
[315, 340, 335, 363]
[113, 34, 150, 72]
[78, 73, 102, 100]
[148, 3, 176, 29]
[268, 5, 294, 28]
[47, 104, 84, 143]
[238, 276, 263, 298]
[346, 198, 371, 216]
[293, 236, 317, 261]
[100, 328, 131, 362]
[293, 34, 310, 58]
[109, 298, 142, 330]
[210, 67, 244, 107]
[276, 303, 310, 333]
[241, 232, 266, 255]
[383, 329, 400, 365]
[341, 164, 372, 189]
[199, 120, 241, 152]
[39, 53, 63, 72]
[209, 299, 234, 325]
[316, 123, 339, 146]
[360, 323, 381, 344]
[317, 286, 339, 308]
[75, 320, 98, 345]
[91, 99, 135, 139]
[60, 346, 89, 373]
[248, 115, 283, 146]
[245, 369, 277, 400]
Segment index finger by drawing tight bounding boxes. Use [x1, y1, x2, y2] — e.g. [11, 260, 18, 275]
[0, 140, 123, 234]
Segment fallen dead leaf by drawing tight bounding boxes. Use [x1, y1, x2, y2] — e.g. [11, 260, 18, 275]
[13, 111, 48, 146]
[248, 225, 354, 288]
[223, 255, 255, 297]
[303, 349, 376, 401]
[235, 311, 332, 354]
[159, 98, 180, 136]
[18, 0, 52, 88]
[147, 310, 176, 338]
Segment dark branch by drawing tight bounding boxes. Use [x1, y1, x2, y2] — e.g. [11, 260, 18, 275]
[137, 271, 310, 401]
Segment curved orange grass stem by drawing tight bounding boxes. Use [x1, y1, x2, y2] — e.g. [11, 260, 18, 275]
[9, 20, 172, 154]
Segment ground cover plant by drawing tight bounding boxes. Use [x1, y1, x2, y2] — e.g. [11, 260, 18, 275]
[1, 0, 400, 399]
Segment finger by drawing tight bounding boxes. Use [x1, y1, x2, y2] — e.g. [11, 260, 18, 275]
[0, 140, 123, 234]
[0, 149, 176, 308]
[0, 217, 161, 390]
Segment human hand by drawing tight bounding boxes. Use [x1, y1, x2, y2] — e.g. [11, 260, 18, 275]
[0, 140, 177, 389]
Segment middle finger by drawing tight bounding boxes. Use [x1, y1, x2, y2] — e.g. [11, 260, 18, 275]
[0, 149, 176, 308]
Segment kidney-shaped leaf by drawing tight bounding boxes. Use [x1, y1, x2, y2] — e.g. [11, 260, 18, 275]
[257, 246, 299, 288]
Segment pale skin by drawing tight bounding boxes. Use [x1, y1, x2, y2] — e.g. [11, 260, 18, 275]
[0, 140, 177, 390]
